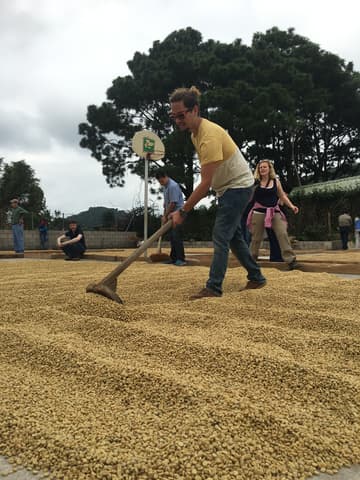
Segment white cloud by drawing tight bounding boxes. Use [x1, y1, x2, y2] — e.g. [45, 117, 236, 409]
[0, 142, 160, 215]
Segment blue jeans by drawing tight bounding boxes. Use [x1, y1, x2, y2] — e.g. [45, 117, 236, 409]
[339, 226, 350, 250]
[241, 212, 252, 246]
[62, 243, 86, 259]
[206, 187, 266, 294]
[267, 228, 283, 262]
[39, 231, 48, 249]
[12, 224, 24, 253]
[169, 225, 185, 262]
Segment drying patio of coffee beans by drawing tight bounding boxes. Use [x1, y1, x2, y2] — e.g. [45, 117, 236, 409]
[0, 259, 359, 480]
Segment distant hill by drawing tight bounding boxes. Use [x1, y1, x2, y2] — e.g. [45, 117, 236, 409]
[66, 206, 129, 230]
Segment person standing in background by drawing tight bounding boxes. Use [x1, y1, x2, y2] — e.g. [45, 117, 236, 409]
[338, 211, 352, 250]
[354, 216, 360, 249]
[38, 218, 49, 249]
[156, 170, 186, 266]
[10, 198, 28, 254]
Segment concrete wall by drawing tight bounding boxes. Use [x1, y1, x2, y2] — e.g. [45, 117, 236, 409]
[263, 239, 343, 250]
[0, 229, 346, 251]
[165, 240, 345, 250]
[292, 240, 343, 250]
[0, 229, 138, 251]
[181, 240, 344, 250]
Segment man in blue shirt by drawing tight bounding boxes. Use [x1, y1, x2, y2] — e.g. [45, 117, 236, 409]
[156, 171, 186, 266]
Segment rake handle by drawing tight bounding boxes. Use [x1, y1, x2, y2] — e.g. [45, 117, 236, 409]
[100, 220, 172, 285]
[156, 235, 162, 253]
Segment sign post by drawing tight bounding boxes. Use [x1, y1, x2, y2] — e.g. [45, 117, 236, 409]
[131, 131, 165, 258]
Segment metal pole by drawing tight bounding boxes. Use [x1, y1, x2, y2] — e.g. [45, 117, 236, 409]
[143, 154, 149, 258]
[291, 132, 302, 187]
[328, 211, 332, 236]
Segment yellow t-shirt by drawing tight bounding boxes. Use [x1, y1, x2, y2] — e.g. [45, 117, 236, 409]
[191, 118, 254, 196]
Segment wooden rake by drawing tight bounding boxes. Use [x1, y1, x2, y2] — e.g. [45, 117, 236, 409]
[86, 220, 173, 304]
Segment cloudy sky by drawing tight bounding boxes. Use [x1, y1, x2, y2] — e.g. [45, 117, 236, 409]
[1, 0, 359, 216]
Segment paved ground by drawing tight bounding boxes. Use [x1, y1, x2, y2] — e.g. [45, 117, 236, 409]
[309, 465, 360, 479]
[1, 455, 360, 479]
[334, 273, 360, 279]
[0, 456, 43, 479]
[1, 247, 360, 276]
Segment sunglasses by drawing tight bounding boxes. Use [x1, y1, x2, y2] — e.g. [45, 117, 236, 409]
[169, 108, 192, 121]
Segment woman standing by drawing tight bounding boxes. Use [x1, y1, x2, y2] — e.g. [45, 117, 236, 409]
[247, 159, 301, 270]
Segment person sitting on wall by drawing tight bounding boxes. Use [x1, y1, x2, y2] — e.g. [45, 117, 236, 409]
[57, 219, 86, 261]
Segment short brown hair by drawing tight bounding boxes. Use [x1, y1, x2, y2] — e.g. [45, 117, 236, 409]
[169, 86, 201, 109]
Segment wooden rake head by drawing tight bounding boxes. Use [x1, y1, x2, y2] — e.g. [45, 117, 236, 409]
[86, 279, 123, 304]
[85, 220, 173, 304]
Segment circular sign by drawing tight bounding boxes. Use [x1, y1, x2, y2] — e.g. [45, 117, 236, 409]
[131, 130, 165, 160]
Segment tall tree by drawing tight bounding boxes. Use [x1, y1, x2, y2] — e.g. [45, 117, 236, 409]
[79, 27, 360, 194]
[0, 160, 46, 220]
[79, 27, 250, 198]
[234, 28, 360, 187]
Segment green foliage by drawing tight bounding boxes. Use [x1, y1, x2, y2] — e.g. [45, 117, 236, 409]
[49, 210, 65, 230]
[79, 26, 360, 197]
[123, 203, 217, 241]
[291, 175, 360, 201]
[48, 202, 217, 240]
[183, 205, 217, 241]
[102, 210, 116, 229]
[297, 225, 329, 241]
[288, 188, 360, 241]
[234, 27, 360, 188]
[0, 160, 46, 227]
[62, 206, 130, 230]
[126, 206, 161, 238]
